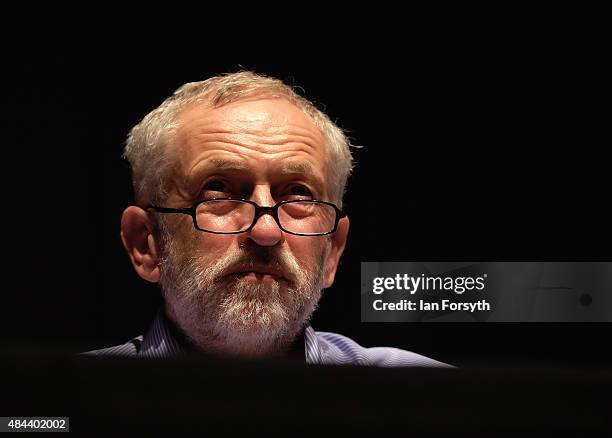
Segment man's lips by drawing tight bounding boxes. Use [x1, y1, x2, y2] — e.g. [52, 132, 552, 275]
[224, 264, 289, 281]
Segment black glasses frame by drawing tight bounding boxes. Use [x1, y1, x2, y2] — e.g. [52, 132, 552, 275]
[146, 198, 346, 236]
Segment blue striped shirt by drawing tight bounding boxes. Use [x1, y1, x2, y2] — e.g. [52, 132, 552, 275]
[86, 310, 452, 367]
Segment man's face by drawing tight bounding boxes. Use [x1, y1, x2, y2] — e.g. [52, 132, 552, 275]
[153, 97, 347, 357]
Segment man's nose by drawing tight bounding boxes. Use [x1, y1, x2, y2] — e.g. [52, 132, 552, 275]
[246, 188, 284, 247]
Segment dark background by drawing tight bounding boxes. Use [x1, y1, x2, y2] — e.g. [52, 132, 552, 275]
[5, 42, 610, 368]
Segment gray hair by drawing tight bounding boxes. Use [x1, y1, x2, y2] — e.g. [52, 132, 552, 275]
[124, 71, 355, 207]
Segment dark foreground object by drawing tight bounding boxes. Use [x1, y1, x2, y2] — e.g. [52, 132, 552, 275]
[1, 352, 610, 436]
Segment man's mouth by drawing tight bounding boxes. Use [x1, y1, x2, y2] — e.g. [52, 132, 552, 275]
[235, 272, 281, 281]
[225, 264, 289, 282]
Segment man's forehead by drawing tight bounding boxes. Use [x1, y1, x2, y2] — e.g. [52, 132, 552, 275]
[177, 97, 322, 138]
[171, 97, 326, 165]
[165, 97, 330, 201]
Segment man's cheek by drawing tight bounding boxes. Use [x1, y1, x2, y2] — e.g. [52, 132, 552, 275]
[284, 238, 312, 263]
[197, 234, 237, 256]
[291, 237, 329, 269]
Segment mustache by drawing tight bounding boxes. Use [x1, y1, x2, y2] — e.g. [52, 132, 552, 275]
[216, 244, 298, 284]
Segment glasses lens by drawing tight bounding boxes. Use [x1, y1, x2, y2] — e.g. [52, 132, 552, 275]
[278, 201, 336, 235]
[195, 200, 255, 232]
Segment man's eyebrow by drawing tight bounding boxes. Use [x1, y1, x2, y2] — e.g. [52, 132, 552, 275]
[200, 160, 320, 179]
[204, 158, 250, 172]
[186, 159, 326, 194]
[183, 158, 249, 194]
[279, 162, 318, 178]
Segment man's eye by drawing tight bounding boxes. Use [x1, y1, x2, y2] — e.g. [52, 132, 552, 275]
[286, 185, 313, 199]
[202, 179, 230, 198]
[206, 180, 226, 191]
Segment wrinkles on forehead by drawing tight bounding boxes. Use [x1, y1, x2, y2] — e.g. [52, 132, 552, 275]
[165, 98, 329, 204]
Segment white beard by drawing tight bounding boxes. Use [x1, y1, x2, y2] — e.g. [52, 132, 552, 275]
[158, 232, 328, 358]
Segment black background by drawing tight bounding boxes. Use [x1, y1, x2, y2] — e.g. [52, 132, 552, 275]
[5, 39, 610, 368]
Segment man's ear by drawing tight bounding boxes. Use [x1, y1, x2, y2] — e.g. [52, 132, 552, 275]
[323, 216, 350, 289]
[120, 206, 161, 283]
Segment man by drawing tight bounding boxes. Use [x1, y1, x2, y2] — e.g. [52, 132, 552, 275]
[88, 71, 449, 367]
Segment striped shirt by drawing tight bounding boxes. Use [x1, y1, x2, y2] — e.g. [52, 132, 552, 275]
[86, 310, 452, 367]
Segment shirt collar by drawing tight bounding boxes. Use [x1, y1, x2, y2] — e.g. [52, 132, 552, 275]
[140, 309, 186, 358]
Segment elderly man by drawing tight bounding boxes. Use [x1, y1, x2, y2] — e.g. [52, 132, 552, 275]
[89, 71, 448, 367]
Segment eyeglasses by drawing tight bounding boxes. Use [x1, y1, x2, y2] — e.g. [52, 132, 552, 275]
[146, 198, 346, 236]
